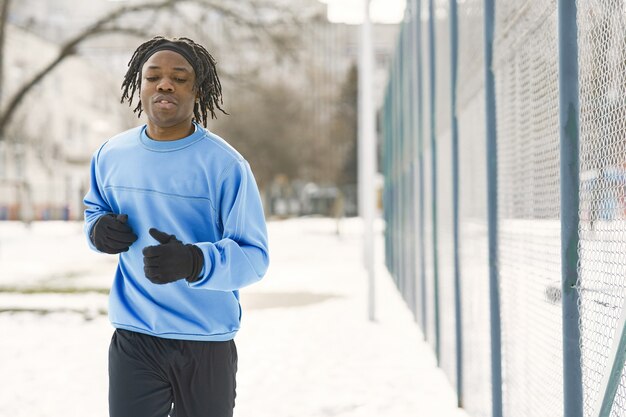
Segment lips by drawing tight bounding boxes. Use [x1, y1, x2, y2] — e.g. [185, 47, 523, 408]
[154, 95, 177, 104]
[153, 95, 177, 110]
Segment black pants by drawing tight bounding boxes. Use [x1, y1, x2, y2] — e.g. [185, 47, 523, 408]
[109, 329, 237, 417]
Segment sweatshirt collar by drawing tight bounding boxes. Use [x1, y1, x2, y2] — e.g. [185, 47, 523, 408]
[139, 122, 204, 151]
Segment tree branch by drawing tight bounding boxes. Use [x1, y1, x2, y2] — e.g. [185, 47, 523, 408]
[0, 0, 178, 138]
[0, 25, 154, 136]
[0, 0, 306, 139]
[194, 0, 302, 58]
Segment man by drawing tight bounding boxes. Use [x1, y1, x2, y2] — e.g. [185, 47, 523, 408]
[83, 36, 269, 417]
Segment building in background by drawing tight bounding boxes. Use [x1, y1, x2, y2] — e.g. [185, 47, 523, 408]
[0, 24, 127, 220]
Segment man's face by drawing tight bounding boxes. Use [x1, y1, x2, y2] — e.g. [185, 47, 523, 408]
[140, 50, 197, 129]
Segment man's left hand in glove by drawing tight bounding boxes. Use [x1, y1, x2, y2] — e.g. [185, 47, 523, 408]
[142, 228, 204, 284]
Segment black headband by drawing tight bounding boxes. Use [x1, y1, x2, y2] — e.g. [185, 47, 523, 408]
[140, 42, 198, 75]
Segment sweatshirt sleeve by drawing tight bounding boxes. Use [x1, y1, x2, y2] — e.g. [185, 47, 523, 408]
[83, 144, 111, 252]
[190, 159, 269, 291]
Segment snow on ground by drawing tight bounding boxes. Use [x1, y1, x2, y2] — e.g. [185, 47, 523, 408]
[0, 218, 467, 417]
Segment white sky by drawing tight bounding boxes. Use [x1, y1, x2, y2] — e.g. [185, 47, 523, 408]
[318, 0, 407, 24]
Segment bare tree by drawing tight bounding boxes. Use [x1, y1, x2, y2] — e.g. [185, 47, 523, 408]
[329, 63, 358, 187]
[211, 81, 317, 192]
[0, 0, 304, 141]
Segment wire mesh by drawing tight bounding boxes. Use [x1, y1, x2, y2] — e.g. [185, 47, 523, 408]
[435, 0, 452, 139]
[494, 2, 563, 417]
[458, 91, 491, 417]
[396, 32, 408, 301]
[392, 49, 403, 292]
[431, 0, 457, 389]
[382, 89, 391, 275]
[577, 1, 626, 416]
[457, 1, 491, 413]
[412, 0, 428, 335]
[384, 21, 420, 315]
[438, 126, 457, 389]
[401, 24, 417, 314]
[423, 133, 436, 350]
[421, 0, 437, 351]
[382, 0, 626, 415]
[407, 7, 424, 328]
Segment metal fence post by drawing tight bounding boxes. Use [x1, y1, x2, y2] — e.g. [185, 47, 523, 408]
[428, 0, 441, 365]
[403, 16, 418, 316]
[402, 28, 408, 302]
[483, 0, 502, 416]
[408, 14, 418, 318]
[558, 0, 583, 416]
[411, 0, 428, 338]
[449, 0, 463, 408]
[393, 41, 401, 291]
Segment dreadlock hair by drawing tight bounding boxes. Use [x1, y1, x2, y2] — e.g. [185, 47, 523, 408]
[120, 36, 227, 126]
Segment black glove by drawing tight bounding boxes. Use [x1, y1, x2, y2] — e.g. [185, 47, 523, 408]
[142, 228, 204, 284]
[90, 213, 138, 254]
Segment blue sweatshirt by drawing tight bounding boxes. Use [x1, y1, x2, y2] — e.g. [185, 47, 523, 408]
[83, 123, 269, 341]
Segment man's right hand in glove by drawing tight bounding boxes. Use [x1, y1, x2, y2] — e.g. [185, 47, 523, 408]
[90, 213, 138, 254]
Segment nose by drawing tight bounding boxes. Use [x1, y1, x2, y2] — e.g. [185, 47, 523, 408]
[157, 78, 174, 92]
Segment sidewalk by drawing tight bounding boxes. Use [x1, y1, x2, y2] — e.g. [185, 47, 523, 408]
[0, 218, 467, 417]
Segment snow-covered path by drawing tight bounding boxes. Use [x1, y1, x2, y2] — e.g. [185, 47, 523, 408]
[0, 218, 467, 417]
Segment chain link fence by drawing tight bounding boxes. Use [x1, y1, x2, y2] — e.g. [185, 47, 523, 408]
[382, 0, 626, 416]
[577, 1, 626, 416]
[494, 2, 564, 417]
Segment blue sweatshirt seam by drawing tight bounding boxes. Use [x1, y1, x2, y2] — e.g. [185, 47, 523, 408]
[204, 132, 245, 162]
[215, 159, 240, 188]
[137, 125, 205, 152]
[235, 164, 247, 241]
[104, 185, 217, 214]
[215, 161, 241, 238]
[94, 141, 114, 210]
[84, 142, 112, 250]
[138, 139, 204, 152]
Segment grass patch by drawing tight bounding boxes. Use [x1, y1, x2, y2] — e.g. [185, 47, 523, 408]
[0, 286, 109, 295]
[0, 307, 108, 320]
